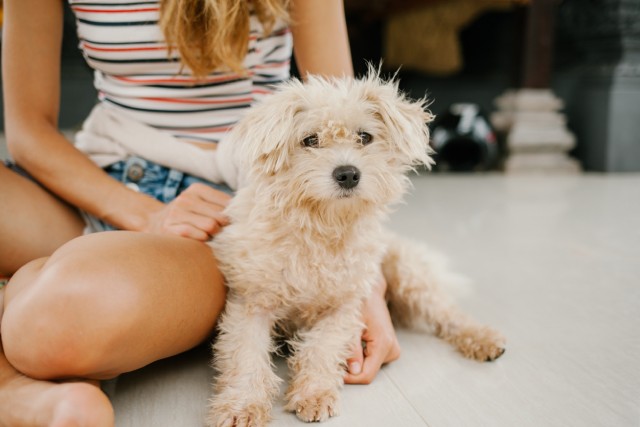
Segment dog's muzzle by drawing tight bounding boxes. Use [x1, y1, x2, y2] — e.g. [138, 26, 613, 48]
[333, 165, 360, 190]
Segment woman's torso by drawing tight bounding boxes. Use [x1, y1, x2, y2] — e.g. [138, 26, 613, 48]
[68, 0, 293, 145]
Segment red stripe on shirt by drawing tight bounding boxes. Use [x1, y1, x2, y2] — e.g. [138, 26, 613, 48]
[71, 7, 159, 13]
[113, 74, 250, 84]
[82, 42, 166, 53]
[252, 88, 275, 95]
[141, 96, 253, 105]
[171, 126, 235, 133]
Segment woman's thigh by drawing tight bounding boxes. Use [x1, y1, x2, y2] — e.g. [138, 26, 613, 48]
[1, 231, 226, 380]
[0, 163, 85, 275]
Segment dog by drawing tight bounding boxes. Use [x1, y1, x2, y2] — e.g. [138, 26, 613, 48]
[206, 72, 505, 427]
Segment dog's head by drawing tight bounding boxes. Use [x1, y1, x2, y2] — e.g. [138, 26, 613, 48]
[230, 71, 434, 209]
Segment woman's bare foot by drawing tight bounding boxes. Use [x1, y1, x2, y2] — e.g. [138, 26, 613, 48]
[1, 274, 113, 426]
[0, 372, 114, 427]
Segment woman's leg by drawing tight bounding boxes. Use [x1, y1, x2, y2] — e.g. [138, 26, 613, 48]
[0, 163, 112, 426]
[0, 270, 114, 427]
[0, 163, 85, 275]
[1, 231, 226, 425]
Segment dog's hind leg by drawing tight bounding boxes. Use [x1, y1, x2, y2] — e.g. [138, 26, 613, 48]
[382, 235, 506, 362]
[284, 305, 363, 423]
[207, 297, 281, 427]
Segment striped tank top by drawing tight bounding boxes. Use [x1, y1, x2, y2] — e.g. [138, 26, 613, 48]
[68, 0, 293, 144]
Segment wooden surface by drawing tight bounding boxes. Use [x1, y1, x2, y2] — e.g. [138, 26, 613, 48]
[105, 174, 640, 427]
[520, 0, 560, 88]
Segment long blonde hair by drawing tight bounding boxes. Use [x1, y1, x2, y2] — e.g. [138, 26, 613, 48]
[160, 0, 290, 78]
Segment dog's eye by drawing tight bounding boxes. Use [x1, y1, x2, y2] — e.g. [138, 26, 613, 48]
[302, 134, 319, 148]
[358, 131, 373, 145]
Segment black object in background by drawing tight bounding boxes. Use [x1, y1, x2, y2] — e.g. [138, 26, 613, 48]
[430, 103, 499, 172]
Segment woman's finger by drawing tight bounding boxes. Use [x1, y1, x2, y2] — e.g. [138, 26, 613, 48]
[165, 210, 225, 237]
[174, 192, 230, 224]
[344, 340, 386, 385]
[165, 222, 211, 241]
[345, 338, 364, 378]
[184, 183, 232, 209]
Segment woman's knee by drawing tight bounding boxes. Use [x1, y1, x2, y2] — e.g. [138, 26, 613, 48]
[1, 233, 227, 380]
[1, 255, 140, 380]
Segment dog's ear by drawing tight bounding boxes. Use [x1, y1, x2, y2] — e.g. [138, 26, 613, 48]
[228, 82, 304, 176]
[366, 77, 435, 169]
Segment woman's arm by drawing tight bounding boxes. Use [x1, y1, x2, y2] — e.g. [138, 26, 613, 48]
[3, 0, 160, 231]
[344, 276, 401, 384]
[2, 0, 228, 239]
[289, 0, 353, 79]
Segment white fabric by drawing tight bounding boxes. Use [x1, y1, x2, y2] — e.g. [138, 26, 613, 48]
[75, 104, 241, 190]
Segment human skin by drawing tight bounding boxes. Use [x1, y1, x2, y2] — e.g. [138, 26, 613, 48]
[0, 0, 399, 425]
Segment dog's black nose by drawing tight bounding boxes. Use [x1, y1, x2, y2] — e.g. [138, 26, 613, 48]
[333, 165, 360, 189]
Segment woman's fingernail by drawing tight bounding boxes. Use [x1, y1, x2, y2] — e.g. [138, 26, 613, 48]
[349, 362, 361, 375]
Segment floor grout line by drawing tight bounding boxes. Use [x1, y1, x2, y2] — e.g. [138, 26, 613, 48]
[380, 368, 432, 427]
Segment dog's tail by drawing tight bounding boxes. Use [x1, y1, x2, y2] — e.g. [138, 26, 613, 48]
[381, 234, 505, 361]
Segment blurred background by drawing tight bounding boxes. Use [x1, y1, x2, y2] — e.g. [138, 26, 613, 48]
[0, 0, 638, 172]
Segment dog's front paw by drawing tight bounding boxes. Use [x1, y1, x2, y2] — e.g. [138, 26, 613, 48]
[285, 390, 340, 423]
[206, 401, 271, 427]
[455, 326, 506, 362]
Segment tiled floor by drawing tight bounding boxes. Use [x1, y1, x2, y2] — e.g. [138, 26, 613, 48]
[100, 173, 639, 427]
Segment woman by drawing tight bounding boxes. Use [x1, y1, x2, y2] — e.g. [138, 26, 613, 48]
[0, 0, 400, 425]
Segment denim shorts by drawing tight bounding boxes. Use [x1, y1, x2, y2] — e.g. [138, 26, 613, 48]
[5, 157, 233, 233]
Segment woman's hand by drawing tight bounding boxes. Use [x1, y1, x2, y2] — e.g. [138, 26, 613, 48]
[344, 277, 401, 384]
[142, 183, 231, 241]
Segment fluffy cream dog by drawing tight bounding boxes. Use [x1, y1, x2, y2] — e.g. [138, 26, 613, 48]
[206, 73, 505, 427]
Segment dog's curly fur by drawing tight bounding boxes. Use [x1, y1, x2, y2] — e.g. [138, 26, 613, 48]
[206, 73, 505, 427]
